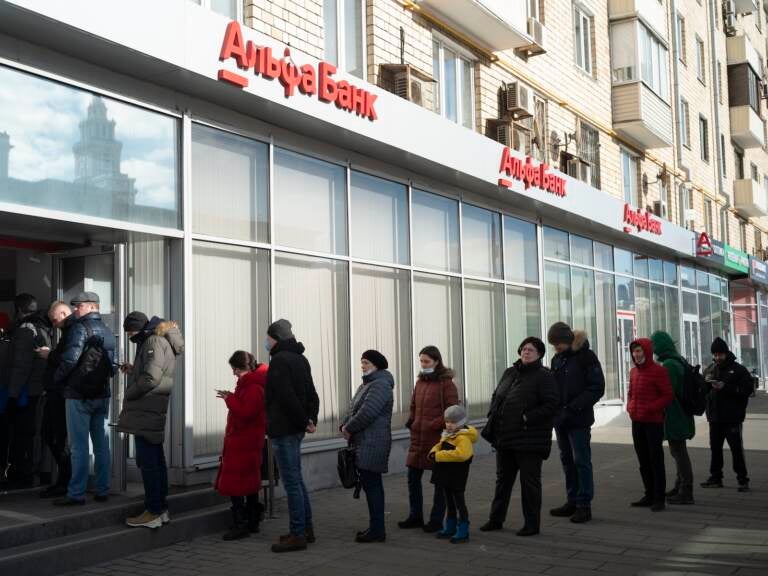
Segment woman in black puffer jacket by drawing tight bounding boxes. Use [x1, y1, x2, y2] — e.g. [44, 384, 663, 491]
[479, 337, 557, 537]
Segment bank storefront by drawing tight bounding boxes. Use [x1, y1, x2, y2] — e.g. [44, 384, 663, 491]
[0, 0, 759, 489]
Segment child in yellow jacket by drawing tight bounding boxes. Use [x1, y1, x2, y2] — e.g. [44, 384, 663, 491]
[428, 405, 478, 543]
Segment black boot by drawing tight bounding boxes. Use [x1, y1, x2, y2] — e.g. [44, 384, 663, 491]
[665, 482, 680, 498]
[549, 502, 576, 517]
[570, 506, 592, 523]
[222, 507, 250, 541]
[247, 501, 264, 533]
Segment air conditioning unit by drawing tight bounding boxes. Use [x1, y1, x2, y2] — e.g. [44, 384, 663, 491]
[525, 17, 547, 54]
[503, 81, 534, 119]
[495, 122, 513, 147]
[378, 64, 435, 108]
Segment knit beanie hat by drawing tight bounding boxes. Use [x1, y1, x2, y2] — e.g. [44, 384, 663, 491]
[444, 404, 467, 427]
[267, 318, 294, 341]
[547, 321, 574, 345]
[711, 337, 729, 354]
[123, 311, 148, 333]
[361, 349, 388, 370]
[518, 336, 546, 358]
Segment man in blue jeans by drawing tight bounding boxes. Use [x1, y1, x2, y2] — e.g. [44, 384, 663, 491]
[547, 323, 605, 523]
[264, 319, 319, 553]
[52, 292, 116, 506]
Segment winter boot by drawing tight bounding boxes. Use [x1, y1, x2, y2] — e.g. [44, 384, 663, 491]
[397, 516, 424, 529]
[700, 477, 723, 488]
[667, 486, 694, 505]
[570, 506, 592, 523]
[436, 517, 457, 540]
[549, 502, 576, 517]
[222, 507, 250, 541]
[450, 520, 469, 544]
[247, 501, 264, 533]
[665, 481, 680, 498]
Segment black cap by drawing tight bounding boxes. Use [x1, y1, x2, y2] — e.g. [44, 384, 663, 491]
[711, 337, 729, 354]
[361, 349, 388, 370]
[267, 319, 294, 342]
[518, 336, 546, 358]
[547, 322, 574, 345]
[123, 311, 149, 333]
[70, 291, 100, 305]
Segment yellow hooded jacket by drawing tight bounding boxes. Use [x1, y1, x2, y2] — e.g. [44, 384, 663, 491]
[429, 425, 478, 463]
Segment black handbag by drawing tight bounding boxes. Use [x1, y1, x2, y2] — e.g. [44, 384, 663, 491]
[337, 445, 361, 498]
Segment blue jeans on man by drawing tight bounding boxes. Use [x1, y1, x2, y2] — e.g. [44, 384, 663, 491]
[555, 426, 594, 506]
[271, 433, 313, 537]
[134, 435, 168, 514]
[66, 398, 110, 501]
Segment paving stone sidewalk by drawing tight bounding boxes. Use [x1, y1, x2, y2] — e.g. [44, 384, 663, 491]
[69, 397, 768, 576]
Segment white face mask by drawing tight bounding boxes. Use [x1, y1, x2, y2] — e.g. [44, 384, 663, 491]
[363, 368, 376, 376]
[421, 367, 435, 374]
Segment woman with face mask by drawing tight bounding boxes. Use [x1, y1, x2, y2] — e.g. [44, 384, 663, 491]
[398, 346, 459, 533]
[340, 350, 394, 543]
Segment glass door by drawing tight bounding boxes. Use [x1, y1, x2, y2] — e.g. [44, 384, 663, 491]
[683, 315, 700, 367]
[617, 312, 636, 401]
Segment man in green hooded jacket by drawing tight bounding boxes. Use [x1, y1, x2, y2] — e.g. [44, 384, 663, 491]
[651, 331, 695, 505]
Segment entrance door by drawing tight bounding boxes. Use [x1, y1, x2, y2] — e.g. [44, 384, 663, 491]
[683, 315, 700, 366]
[617, 313, 636, 401]
[55, 246, 127, 491]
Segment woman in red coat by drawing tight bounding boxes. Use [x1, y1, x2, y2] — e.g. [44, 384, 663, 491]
[215, 351, 267, 540]
[627, 338, 673, 512]
[398, 346, 459, 533]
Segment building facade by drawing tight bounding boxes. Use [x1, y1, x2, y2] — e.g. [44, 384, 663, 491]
[0, 0, 767, 488]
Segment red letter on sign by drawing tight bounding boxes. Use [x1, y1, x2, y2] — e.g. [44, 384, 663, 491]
[364, 92, 378, 121]
[500, 147, 513, 175]
[351, 87, 366, 115]
[220, 21, 248, 69]
[262, 47, 281, 79]
[319, 62, 338, 103]
[299, 64, 317, 95]
[336, 80, 352, 110]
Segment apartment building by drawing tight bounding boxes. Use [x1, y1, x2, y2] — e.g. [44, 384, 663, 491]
[0, 0, 766, 489]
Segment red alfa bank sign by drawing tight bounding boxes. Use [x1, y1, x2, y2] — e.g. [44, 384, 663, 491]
[623, 204, 662, 235]
[498, 148, 567, 196]
[217, 21, 378, 121]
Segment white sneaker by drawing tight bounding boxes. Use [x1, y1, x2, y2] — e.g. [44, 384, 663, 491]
[126, 510, 163, 529]
[161, 510, 171, 524]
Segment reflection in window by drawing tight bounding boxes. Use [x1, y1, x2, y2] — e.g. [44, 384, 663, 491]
[0, 66, 179, 228]
[616, 275, 634, 312]
[594, 242, 614, 271]
[504, 217, 539, 284]
[544, 227, 570, 260]
[571, 235, 594, 266]
[636, 281, 651, 338]
[666, 286, 681, 344]
[462, 204, 502, 279]
[596, 272, 619, 399]
[506, 286, 541, 363]
[545, 261, 572, 330]
[412, 190, 460, 273]
[324, 0, 365, 78]
[432, 38, 474, 129]
[614, 248, 633, 275]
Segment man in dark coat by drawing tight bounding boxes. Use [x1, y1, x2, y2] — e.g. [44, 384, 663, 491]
[701, 337, 753, 492]
[264, 319, 319, 553]
[547, 323, 605, 524]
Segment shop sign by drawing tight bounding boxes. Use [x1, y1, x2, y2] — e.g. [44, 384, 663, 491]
[696, 232, 713, 256]
[498, 148, 567, 196]
[723, 245, 750, 273]
[622, 204, 662, 235]
[750, 257, 768, 286]
[218, 21, 378, 121]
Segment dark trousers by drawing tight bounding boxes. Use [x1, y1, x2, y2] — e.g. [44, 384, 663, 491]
[631, 421, 666, 503]
[134, 436, 168, 515]
[407, 466, 445, 525]
[41, 393, 70, 488]
[231, 493, 260, 523]
[359, 469, 386, 537]
[667, 439, 693, 494]
[441, 487, 468, 523]
[709, 422, 749, 484]
[6, 396, 39, 483]
[0, 409, 9, 479]
[555, 425, 594, 506]
[489, 449, 543, 530]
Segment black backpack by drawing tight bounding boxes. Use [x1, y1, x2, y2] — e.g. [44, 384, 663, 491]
[69, 324, 113, 399]
[672, 357, 707, 416]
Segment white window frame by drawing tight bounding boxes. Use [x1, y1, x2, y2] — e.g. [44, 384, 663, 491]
[695, 35, 706, 84]
[679, 98, 690, 149]
[621, 148, 638, 207]
[638, 23, 669, 101]
[573, 4, 593, 76]
[324, 0, 367, 79]
[194, 0, 242, 21]
[699, 114, 709, 162]
[676, 13, 686, 65]
[432, 31, 476, 130]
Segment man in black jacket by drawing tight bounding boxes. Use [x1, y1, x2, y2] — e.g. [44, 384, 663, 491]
[547, 323, 605, 524]
[264, 319, 319, 553]
[701, 337, 753, 492]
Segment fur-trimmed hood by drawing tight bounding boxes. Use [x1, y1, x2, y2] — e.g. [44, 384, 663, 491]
[418, 368, 455, 382]
[572, 330, 591, 352]
[154, 320, 185, 355]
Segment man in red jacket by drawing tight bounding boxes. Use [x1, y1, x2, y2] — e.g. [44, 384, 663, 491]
[627, 338, 674, 511]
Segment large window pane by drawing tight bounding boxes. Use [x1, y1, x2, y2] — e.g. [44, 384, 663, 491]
[634, 255, 649, 279]
[506, 286, 541, 364]
[545, 262, 572, 330]
[412, 189, 460, 272]
[464, 280, 506, 418]
[343, 0, 364, 78]
[275, 252, 350, 439]
[193, 242, 270, 456]
[664, 261, 678, 286]
[681, 265, 696, 289]
[614, 248, 633, 275]
[596, 272, 618, 400]
[682, 291, 698, 315]
[616, 275, 635, 312]
[733, 305, 759, 374]
[651, 283, 666, 334]
[462, 204, 502, 278]
[698, 292, 713, 366]
[273, 148, 347, 255]
[350, 171, 409, 264]
[570, 235, 593, 266]
[211, 0, 236, 18]
[696, 269, 709, 291]
[323, 0, 338, 65]
[352, 264, 412, 426]
[666, 286, 681, 344]
[461, 59, 473, 129]
[444, 49, 458, 123]
[413, 272, 464, 396]
[0, 65, 179, 228]
[572, 268, 598, 346]
[192, 124, 268, 242]
[544, 227, 570, 260]
[504, 217, 538, 284]
[636, 280, 651, 337]
[711, 295, 722, 341]
[594, 242, 613, 271]
[649, 259, 664, 283]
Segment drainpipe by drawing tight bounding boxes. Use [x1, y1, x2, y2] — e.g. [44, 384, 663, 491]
[670, 0, 683, 170]
[709, 0, 726, 202]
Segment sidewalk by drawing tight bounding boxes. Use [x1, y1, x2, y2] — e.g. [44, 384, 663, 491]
[69, 394, 768, 576]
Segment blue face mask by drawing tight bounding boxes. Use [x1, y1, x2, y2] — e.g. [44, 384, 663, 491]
[264, 337, 272, 353]
[421, 367, 435, 374]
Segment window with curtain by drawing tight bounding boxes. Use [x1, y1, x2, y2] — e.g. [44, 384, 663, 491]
[352, 264, 412, 426]
[545, 261, 572, 330]
[504, 217, 538, 284]
[192, 242, 270, 457]
[610, 21, 636, 82]
[595, 272, 618, 399]
[127, 234, 168, 320]
[571, 267, 597, 342]
[274, 252, 350, 439]
[191, 124, 268, 242]
[635, 280, 651, 337]
[432, 38, 474, 129]
[350, 171, 409, 264]
[666, 285, 681, 344]
[323, 0, 365, 79]
[462, 204, 502, 279]
[506, 286, 541, 364]
[412, 189, 460, 273]
[464, 280, 506, 418]
[273, 147, 347, 255]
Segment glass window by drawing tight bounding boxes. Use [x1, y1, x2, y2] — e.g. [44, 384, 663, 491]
[543, 227, 570, 261]
[664, 261, 678, 285]
[462, 204, 502, 279]
[666, 286, 681, 344]
[195, 0, 238, 19]
[696, 36, 706, 83]
[595, 272, 618, 399]
[433, 39, 474, 128]
[682, 291, 698, 315]
[571, 235, 594, 266]
[732, 282, 756, 305]
[324, 0, 365, 79]
[699, 115, 709, 162]
[733, 304, 759, 374]
[651, 283, 666, 334]
[614, 248, 633, 275]
[681, 265, 696, 289]
[506, 286, 542, 364]
[639, 23, 669, 100]
[711, 294, 722, 341]
[545, 262, 572, 329]
[504, 216, 539, 284]
[0, 66, 179, 228]
[698, 292, 713, 365]
[572, 268, 598, 345]
[275, 252, 350, 439]
[676, 13, 686, 64]
[708, 273, 720, 295]
[574, 6, 593, 74]
[273, 148, 347, 255]
[193, 242, 270, 456]
[413, 272, 464, 395]
[649, 259, 664, 283]
[696, 269, 709, 291]
[412, 190, 460, 273]
[464, 280, 506, 418]
[191, 124, 268, 242]
[350, 171, 409, 264]
[352, 264, 412, 426]
[634, 255, 649, 279]
[636, 281, 651, 338]
[621, 149, 637, 206]
[594, 242, 613, 271]
[616, 275, 634, 312]
[679, 99, 690, 148]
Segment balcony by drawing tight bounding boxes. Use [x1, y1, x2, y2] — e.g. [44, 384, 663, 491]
[734, 178, 768, 218]
[730, 105, 765, 149]
[414, 0, 535, 52]
[612, 82, 673, 149]
[608, 0, 666, 40]
[726, 34, 762, 71]
[734, 0, 759, 13]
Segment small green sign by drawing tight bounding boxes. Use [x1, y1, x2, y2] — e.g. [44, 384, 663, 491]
[723, 245, 749, 273]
